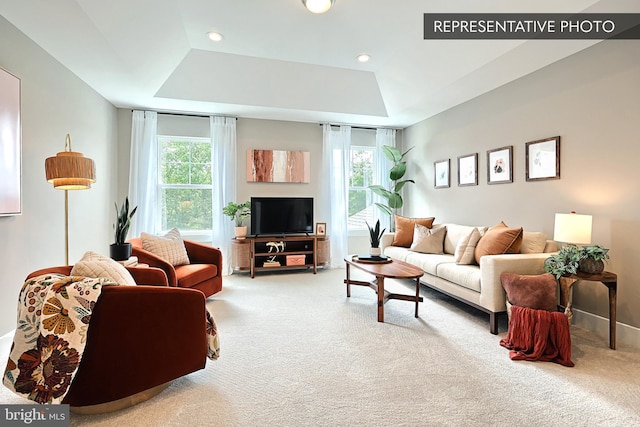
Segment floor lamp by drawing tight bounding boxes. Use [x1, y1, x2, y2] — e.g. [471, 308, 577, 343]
[45, 134, 96, 265]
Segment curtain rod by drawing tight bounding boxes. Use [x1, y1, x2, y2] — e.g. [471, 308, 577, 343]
[321, 124, 401, 131]
[136, 110, 237, 120]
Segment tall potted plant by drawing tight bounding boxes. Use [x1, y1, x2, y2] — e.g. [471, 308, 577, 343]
[223, 201, 251, 239]
[110, 197, 137, 261]
[369, 145, 415, 231]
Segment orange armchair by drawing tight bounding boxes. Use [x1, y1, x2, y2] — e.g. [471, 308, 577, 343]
[128, 238, 222, 298]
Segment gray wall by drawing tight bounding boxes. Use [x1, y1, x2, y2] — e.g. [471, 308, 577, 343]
[403, 40, 640, 329]
[0, 16, 118, 335]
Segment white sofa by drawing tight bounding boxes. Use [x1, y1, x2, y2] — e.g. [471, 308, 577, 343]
[381, 223, 558, 334]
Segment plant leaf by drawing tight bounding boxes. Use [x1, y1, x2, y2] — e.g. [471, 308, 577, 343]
[389, 162, 407, 181]
[373, 203, 393, 216]
[382, 145, 402, 162]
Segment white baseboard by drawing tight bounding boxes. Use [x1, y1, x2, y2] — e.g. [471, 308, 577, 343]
[573, 309, 640, 350]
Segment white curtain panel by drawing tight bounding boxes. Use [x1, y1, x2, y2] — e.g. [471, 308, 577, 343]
[322, 124, 351, 268]
[375, 128, 396, 232]
[210, 116, 237, 276]
[128, 110, 158, 238]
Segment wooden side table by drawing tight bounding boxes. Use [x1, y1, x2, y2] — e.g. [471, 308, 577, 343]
[559, 271, 617, 349]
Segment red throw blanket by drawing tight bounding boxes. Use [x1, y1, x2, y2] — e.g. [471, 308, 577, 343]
[500, 305, 574, 367]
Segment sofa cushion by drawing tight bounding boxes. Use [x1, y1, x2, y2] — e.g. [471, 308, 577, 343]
[454, 227, 482, 265]
[141, 228, 190, 266]
[71, 251, 137, 286]
[176, 264, 218, 288]
[500, 272, 558, 312]
[442, 224, 488, 255]
[385, 246, 453, 276]
[520, 231, 548, 254]
[410, 225, 446, 254]
[391, 215, 435, 247]
[474, 222, 523, 263]
[436, 263, 481, 293]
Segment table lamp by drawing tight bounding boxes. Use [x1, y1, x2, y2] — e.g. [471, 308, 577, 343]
[45, 134, 96, 264]
[553, 211, 592, 245]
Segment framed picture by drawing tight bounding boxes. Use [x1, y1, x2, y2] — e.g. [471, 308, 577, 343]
[316, 222, 326, 236]
[487, 146, 513, 184]
[434, 159, 450, 188]
[526, 136, 560, 181]
[0, 67, 21, 216]
[458, 153, 478, 186]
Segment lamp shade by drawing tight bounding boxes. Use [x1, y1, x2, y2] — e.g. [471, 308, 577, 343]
[302, 0, 334, 13]
[45, 135, 96, 190]
[553, 212, 592, 244]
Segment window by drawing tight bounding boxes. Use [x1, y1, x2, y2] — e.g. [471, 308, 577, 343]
[348, 145, 375, 231]
[158, 136, 212, 233]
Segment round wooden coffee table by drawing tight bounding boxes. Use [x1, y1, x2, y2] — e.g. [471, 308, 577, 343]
[344, 256, 424, 322]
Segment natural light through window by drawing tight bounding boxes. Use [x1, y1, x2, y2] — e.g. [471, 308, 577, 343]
[158, 136, 213, 233]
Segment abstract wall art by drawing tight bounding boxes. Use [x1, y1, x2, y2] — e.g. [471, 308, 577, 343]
[246, 149, 310, 183]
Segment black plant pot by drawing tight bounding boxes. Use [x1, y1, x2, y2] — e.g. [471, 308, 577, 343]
[110, 243, 132, 261]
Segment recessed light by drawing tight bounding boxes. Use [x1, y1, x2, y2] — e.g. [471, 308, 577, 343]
[357, 54, 370, 63]
[302, 0, 334, 14]
[207, 32, 224, 42]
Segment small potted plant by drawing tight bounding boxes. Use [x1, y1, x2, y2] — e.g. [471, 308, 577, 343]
[223, 201, 251, 239]
[110, 197, 137, 261]
[543, 244, 582, 279]
[366, 219, 386, 257]
[579, 245, 609, 274]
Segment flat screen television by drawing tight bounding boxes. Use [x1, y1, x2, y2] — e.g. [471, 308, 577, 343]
[251, 197, 313, 236]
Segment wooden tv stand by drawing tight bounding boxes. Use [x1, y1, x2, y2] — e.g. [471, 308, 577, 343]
[231, 235, 330, 278]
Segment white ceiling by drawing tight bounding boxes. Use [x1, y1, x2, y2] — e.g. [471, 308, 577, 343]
[2, 0, 638, 128]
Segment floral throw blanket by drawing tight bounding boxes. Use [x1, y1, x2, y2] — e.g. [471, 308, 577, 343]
[3, 274, 220, 404]
[3, 274, 113, 404]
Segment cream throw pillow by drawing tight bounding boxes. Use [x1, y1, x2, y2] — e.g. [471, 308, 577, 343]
[71, 251, 137, 286]
[410, 225, 446, 254]
[520, 231, 547, 254]
[454, 228, 482, 265]
[141, 228, 190, 266]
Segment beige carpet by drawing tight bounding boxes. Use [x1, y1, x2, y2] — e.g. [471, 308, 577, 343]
[2, 268, 640, 426]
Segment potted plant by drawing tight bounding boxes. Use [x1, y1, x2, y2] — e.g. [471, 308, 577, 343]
[223, 201, 251, 239]
[366, 219, 386, 257]
[579, 245, 609, 274]
[368, 145, 415, 231]
[543, 244, 582, 279]
[110, 197, 137, 261]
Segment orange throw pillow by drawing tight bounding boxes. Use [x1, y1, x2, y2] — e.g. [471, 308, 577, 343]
[391, 215, 435, 247]
[474, 222, 523, 263]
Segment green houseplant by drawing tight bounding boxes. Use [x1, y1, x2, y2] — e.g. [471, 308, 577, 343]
[110, 197, 138, 261]
[366, 219, 386, 256]
[578, 245, 609, 274]
[544, 244, 610, 278]
[223, 201, 251, 239]
[368, 145, 415, 231]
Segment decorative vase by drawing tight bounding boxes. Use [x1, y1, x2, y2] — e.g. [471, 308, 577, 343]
[235, 226, 248, 240]
[370, 247, 381, 257]
[110, 243, 132, 261]
[579, 258, 604, 274]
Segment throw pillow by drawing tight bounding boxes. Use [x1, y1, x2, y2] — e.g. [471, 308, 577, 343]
[410, 225, 446, 254]
[520, 231, 547, 254]
[71, 251, 137, 286]
[500, 272, 558, 312]
[474, 222, 523, 263]
[141, 228, 190, 266]
[454, 227, 482, 265]
[391, 215, 435, 247]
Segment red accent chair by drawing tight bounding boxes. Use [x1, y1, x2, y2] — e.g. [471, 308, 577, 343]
[128, 238, 223, 298]
[25, 266, 210, 411]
